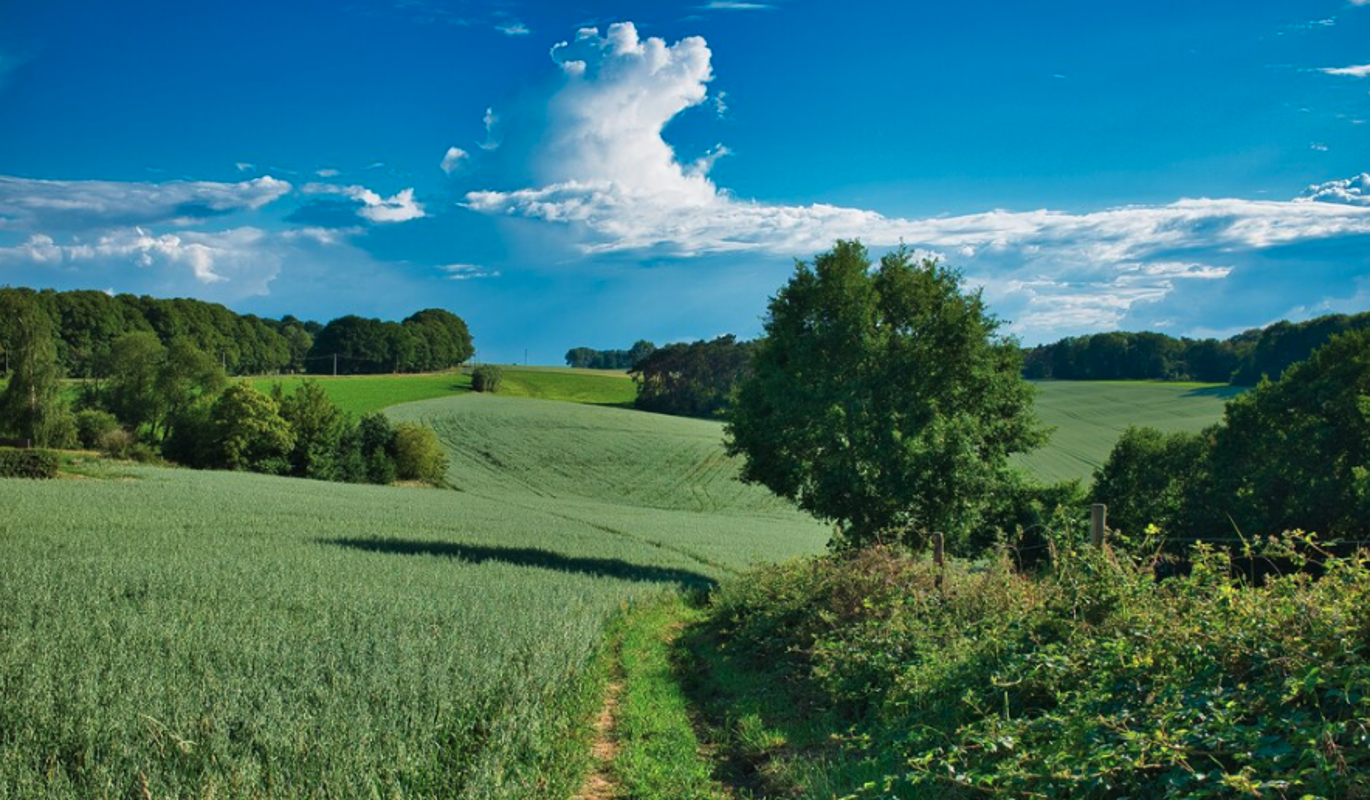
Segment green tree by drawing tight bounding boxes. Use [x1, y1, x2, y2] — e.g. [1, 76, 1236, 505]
[208, 383, 295, 472]
[155, 338, 227, 440]
[471, 364, 503, 393]
[0, 290, 70, 446]
[1092, 426, 1208, 538]
[105, 332, 167, 431]
[279, 381, 348, 479]
[726, 241, 1045, 551]
[1188, 329, 1370, 539]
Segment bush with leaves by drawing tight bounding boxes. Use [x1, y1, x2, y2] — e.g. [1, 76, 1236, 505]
[391, 423, 448, 484]
[74, 409, 121, 450]
[471, 364, 503, 393]
[708, 534, 1370, 799]
[277, 380, 349, 480]
[1091, 425, 1208, 539]
[207, 383, 295, 472]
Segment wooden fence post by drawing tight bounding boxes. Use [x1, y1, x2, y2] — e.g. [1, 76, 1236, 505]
[1090, 503, 1107, 548]
[932, 531, 945, 593]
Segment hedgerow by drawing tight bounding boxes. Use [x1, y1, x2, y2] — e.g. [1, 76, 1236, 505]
[708, 534, 1370, 798]
[0, 447, 59, 479]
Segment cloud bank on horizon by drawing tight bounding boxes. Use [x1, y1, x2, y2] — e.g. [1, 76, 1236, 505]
[466, 21, 1370, 333]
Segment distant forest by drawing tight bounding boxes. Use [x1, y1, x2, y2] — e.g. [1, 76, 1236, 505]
[1022, 310, 1370, 385]
[0, 288, 472, 377]
[564, 341, 657, 370]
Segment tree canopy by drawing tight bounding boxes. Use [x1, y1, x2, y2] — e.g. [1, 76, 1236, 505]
[726, 241, 1045, 550]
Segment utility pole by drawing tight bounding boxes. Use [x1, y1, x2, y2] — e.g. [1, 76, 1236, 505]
[524, 348, 529, 366]
[333, 353, 338, 377]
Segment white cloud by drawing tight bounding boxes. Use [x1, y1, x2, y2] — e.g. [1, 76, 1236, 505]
[0, 226, 281, 293]
[700, 2, 776, 9]
[301, 183, 426, 223]
[480, 107, 501, 150]
[1311, 142, 1330, 152]
[496, 22, 530, 36]
[0, 175, 291, 232]
[1299, 172, 1370, 206]
[441, 146, 470, 175]
[464, 22, 1370, 334]
[438, 263, 501, 280]
[1321, 63, 1370, 77]
[315, 168, 342, 178]
[235, 162, 256, 172]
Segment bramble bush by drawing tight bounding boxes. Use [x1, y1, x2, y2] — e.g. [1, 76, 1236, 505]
[709, 534, 1370, 799]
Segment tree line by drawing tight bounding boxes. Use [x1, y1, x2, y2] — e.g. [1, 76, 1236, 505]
[0, 287, 473, 380]
[564, 341, 657, 370]
[0, 289, 452, 485]
[1022, 310, 1370, 384]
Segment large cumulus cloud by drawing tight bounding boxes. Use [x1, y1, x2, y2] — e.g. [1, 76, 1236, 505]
[465, 22, 1370, 336]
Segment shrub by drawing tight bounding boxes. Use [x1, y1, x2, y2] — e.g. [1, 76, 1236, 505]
[391, 423, 448, 483]
[74, 409, 121, 449]
[0, 447, 60, 479]
[98, 428, 137, 460]
[707, 538, 1370, 799]
[1091, 425, 1208, 539]
[471, 364, 504, 393]
[208, 383, 295, 472]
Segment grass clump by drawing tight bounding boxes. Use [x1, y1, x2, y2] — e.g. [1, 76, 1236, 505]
[700, 536, 1370, 799]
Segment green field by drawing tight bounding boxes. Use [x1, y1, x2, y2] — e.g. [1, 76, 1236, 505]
[0, 385, 826, 799]
[1018, 380, 1239, 482]
[251, 366, 633, 416]
[0, 372, 1241, 797]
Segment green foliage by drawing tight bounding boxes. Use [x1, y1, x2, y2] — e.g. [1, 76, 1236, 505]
[391, 422, 448, 483]
[1091, 425, 1207, 537]
[0, 290, 69, 447]
[564, 340, 655, 370]
[103, 332, 166, 430]
[728, 241, 1045, 551]
[472, 364, 504, 393]
[207, 382, 295, 471]
[0, 447, 59, 479]
[632, 335, 751, 419]
[155, 338, 227, 440]
[706, 539, 1370, 799]
[1188, 328, 1370, 540]
[306, 309, 473, 375]
[73, 409, 120, 450]
[278, 380, 349, 480]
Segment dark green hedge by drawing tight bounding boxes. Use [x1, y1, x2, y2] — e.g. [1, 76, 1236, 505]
[0, 447, 60, 479]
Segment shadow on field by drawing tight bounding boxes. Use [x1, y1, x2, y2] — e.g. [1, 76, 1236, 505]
[322, 537, 717, 589]
[1182, 385, 1246, 400]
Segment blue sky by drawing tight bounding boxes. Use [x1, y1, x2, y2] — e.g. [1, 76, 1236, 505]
[1, 0, 1368, 362]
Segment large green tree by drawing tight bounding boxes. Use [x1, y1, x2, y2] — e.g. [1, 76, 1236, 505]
[726, 241, 1045, 550]
[0, 290, 69, 446]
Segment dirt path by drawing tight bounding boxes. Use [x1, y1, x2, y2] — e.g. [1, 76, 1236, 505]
[573, 658, 623, 800]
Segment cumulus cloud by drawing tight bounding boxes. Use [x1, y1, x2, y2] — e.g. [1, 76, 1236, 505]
[441, 146, 470, 175]
[0, 227, 282, 295]
[301, 183, 425, 223]
[464, 21, 1370, 333]
[0, 175, 291, 233]
[1300, 173, 1370, 206]
[1321, 63, 1370, 77]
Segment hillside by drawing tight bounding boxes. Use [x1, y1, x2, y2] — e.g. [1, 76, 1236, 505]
[0, 388, 826, 799]
[1017, 380, 1239, 482]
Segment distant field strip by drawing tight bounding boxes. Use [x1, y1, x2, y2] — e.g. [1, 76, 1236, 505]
[1021, 381, 1240, 482]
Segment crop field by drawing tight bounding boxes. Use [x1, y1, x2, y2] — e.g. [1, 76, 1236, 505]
[1020, 380, 1239, 482]
[252, 366, 632, 416]
[0, 389, 826, 799]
